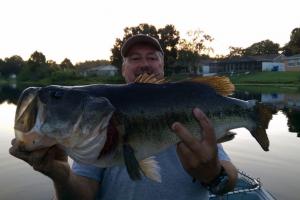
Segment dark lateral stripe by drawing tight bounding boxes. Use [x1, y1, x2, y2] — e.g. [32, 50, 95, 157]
[98, 118, 119, 158]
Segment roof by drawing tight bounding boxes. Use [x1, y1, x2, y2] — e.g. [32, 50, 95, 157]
[285, 54, 300, 59]
[222, 54, 280, 63]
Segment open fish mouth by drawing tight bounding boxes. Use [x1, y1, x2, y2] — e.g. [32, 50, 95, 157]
[14, 87, 60, 150]
[14, 87, 40, 133]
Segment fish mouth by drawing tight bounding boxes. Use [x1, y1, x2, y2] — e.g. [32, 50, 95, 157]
[14, 87, 40, 133]
[14, 87, 58, 151]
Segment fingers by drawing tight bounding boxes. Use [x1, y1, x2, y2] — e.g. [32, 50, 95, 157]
[176, 142, 196, 168]
[9, 139, 50, 167]
[193, 108, 216, 143]
[9, 145, 30, 162]
[28, 148, 49, 166]
[172, 122, 199, 152]
[9, 139, 26, 159]
[11, 138, 16, 145]
[176, 142, 192, 158]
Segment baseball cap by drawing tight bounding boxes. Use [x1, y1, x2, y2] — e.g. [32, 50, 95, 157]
[121, 34, 164, 57]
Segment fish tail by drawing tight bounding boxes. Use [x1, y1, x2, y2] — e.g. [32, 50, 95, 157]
[250, 103, 277, 151]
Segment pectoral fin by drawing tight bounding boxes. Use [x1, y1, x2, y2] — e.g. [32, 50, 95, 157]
[217, 131, 236, 143]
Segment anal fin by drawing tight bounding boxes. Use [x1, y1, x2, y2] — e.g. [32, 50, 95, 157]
[139, 156, 161, 183]
[123, 144, 162, 182]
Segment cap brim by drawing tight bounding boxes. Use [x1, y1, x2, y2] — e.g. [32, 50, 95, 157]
[121, 35, 163, 57]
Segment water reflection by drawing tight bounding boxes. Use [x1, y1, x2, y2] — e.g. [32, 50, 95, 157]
[0, 84, 23, 105]
[0, 83, 45, 105]
[282, 108, 300, 137]
[233, 90, 300, 137]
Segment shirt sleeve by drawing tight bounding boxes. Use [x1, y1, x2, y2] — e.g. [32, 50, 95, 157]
[217, 144, 230, 161]
[71, 161, 105, 182]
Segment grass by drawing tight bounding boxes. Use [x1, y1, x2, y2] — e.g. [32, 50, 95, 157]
[235, 85, 300, 93]
[229, 72, 300, 85]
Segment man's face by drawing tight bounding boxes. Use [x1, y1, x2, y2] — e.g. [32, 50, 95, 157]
[122, 44, 164, 83]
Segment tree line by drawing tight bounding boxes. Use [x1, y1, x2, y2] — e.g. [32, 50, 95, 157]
[1, 23, 299, 81]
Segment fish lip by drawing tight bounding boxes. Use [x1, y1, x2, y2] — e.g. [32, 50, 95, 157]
[14, 87, 40, 133]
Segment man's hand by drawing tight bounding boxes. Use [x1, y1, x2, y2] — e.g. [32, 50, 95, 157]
[9, 139, 70, 182]
[171, 108, 221, 184]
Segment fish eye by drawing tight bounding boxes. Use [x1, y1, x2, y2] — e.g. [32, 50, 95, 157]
[50, 90, 64, 99]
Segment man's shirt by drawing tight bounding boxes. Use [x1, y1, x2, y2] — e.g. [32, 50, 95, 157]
[72, 144, 229, 200]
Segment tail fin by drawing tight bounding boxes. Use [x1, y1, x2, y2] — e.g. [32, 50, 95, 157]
[250, 103, 277, 151]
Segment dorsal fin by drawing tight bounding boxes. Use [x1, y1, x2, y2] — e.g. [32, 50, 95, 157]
[190, 76, 235, 96]
[134, 73, 166, 84]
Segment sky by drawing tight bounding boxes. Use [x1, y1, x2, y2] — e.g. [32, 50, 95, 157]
[0, 0, 299, 64]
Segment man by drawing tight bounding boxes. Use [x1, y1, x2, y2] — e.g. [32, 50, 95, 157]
[10, 34, 237, 200]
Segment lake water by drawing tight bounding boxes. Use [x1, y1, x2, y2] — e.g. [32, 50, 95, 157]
[0, 84, 300, 200]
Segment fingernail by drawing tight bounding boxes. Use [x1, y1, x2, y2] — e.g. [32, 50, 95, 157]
[172, 122, 178, 130]
[193, 108, 202, 116]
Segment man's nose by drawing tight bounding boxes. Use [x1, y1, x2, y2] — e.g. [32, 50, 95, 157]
[139, 65, 153, 74]
[140, 57, 150, 67]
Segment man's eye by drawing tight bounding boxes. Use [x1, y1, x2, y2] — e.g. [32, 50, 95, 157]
[130, 57, 140, 61]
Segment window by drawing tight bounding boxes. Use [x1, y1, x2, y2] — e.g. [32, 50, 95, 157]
[288, 60, 296, 67]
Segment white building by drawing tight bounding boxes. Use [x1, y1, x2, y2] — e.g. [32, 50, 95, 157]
[262, 62, 285, 71]
[81, 65, 118, 77]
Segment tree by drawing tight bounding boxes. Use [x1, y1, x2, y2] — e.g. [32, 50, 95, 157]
[283, 28, 300, 56]
[0, 56, 24, 78]
[226, 46, 245, 58]
[244, 39, 280, 56]
[111, 23, 159, 68]
[158, 25, 180, 67]
[47, 60, 60, 70]
[60, 58, 74, 70]
[110, 23, 180, 72]
[28, 51, 46, 65]
[18, 51, 51, 81]
[177, 29, 213, 74]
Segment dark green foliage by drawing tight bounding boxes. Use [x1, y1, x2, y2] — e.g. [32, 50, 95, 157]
[110, 23, 180, 71]
[0, 55, 24, 78]
[60, 58, 74, 70]
[244, 40, 280, 56]
[283, 28, 300, 56]
[18, 51, 53, 81]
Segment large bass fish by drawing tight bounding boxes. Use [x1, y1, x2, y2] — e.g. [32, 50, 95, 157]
[14, 74, 273, 182]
